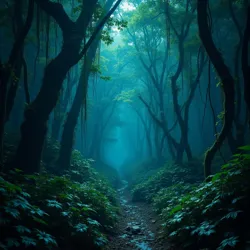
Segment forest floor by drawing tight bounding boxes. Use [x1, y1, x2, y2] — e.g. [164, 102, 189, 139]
[105, 181, 173, 250]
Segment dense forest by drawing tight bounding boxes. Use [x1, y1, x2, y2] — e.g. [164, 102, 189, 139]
[0, 0, 250, 249]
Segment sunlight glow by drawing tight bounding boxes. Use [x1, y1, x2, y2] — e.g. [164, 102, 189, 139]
[120, 1, 136, 11]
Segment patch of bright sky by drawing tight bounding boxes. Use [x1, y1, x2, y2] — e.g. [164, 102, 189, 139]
[121, 1, 136, 11]
[112, 1, 135, 33]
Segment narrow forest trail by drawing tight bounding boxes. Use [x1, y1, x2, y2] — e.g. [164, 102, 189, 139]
[105, 181, 173, 250]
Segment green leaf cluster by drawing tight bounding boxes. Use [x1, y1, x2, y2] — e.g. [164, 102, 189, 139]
[0, 171, 56, 250]
[132, 160, 202, 202]
[0, 138, 120, 250]
[155, 147, 250, 249]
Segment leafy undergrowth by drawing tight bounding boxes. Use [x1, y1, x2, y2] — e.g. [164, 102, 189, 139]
[133, 146, 250, 249]
[93, 161, 122, 189]
[0, 169, 119, 250]
[131, 159, 203, 202]
[120, 158, 165, 186]
[0, 135, 120, 250]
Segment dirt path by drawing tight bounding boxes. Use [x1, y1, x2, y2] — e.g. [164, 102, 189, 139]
[105, 181, 173, 250]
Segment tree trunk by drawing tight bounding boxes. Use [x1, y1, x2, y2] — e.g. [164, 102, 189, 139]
[0, 0, 34, 167]
[139, 95, 178, 160]
[14, 52, 80, 173]
[197, 0, 235, 179]
[57, 84, 88, 171]
[170, 42, 194, 163]
[227, 0, 245, 151]
[57, 40, 100, 171]
[14, 0, 99, 173]
[241, 5, 250, 127]
[57, 0, 116, 172]
[165, 1, 194, 164]
[182, 49, 207, 159]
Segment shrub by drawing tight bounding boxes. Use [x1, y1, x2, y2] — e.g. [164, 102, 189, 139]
[152, 182, 196, 214]
[0, 169, 119, 250]
[0, 172, 57, 250]
[161, 146, 250, 249]
[132, 162, 202, 202]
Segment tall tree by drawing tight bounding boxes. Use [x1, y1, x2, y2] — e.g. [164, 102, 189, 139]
[241, 4, 250, 127]
[57, 0, 123, 172]
[164, 0, 196, 163]
[197, 0, 235, 178]
[0, 0, 34, 167]
[14, 0, 122, 174]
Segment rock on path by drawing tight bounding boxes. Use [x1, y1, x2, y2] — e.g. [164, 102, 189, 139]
[105, 181, 172, 250]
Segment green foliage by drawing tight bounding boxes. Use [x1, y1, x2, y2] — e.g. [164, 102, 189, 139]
[86, 3, 127, 46]
[99, 75, 111, 81]
[130, 147, 250, 249]
[152, 183, 196, 214]
[131, 161, 202, 202]
[89, 63, 111, 82]
[114, 89, 136, 103]
[158, 148, 250, 249]
[0, 172, 55, 249]
[0, 140, 120, 250]
[93, 161, 122, 190]
[42, 137, 97, 180]
[0, 170, 119, 249]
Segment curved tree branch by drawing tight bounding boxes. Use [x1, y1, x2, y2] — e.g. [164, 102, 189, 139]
[197, 0, 235, 179]
[138, 95, 179, 157]
[35, 0, 74, 34]
[77, 0, 123, 62]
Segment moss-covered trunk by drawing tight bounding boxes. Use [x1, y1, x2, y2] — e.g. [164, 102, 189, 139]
[197, 0, 235, 178]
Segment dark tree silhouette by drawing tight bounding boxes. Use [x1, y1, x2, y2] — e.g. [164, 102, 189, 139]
[14, 0, 122, 174]
[197, 0, 235, 178]
[241, 5, 250, 127]
[57, 0, 122, 172]
[0, 0, 34, 167]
